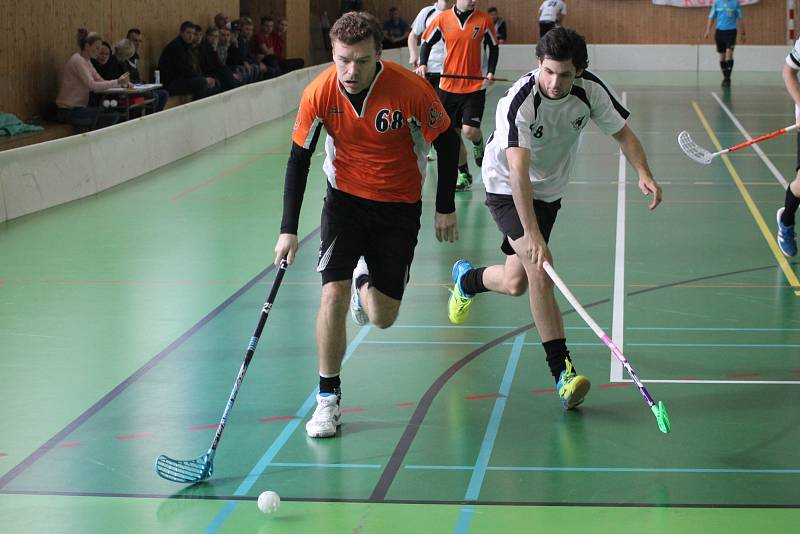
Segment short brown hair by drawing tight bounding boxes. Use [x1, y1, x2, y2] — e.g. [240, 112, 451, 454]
[329, 11, 383, 53]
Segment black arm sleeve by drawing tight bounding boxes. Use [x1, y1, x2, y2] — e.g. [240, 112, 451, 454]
[280, 142, 314, 234]
[418, 30, 442, 66]
[432, 127, 459, 214]
[484, 35, 499, 74]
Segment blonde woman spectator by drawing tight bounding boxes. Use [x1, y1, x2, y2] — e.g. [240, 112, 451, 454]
[111, 38, 169, 112]
[56, 29, 130, 131]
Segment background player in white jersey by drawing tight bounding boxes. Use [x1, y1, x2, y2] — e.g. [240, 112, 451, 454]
[408, 1, 449, 91]
[447, 27, 662, 410]
[538, 0, 566, 39]
[778, 38, 800, 257]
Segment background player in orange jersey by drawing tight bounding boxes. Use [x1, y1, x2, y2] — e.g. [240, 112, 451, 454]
[416, 0, 499, 191]
[273, 12, 461, 438]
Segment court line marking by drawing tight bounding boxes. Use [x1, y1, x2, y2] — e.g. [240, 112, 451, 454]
[711, 92, 788, 189]
[454, 334, 525, 534]
[393, 325, 800, 332]
[361, 341, 800, 349]
[691, 101, 800, 296]
[611, 92, 627, 382]
[407, 465, 800, 474]
[204, 325, 372, 534]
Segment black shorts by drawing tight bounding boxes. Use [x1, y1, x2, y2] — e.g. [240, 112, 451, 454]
[539, 21, 556, 38]
[439, 89, 486, 129]
[795, 132, 800, 172]
[485, 193, 562, 255]
[426, 72, 441, 92]
[318, 186, 422, 300]
[715, 29, 737, 53]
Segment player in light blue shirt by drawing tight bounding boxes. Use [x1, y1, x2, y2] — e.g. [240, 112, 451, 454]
[704, 0, 746, 87]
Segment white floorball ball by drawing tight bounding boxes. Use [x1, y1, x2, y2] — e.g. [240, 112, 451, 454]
[257, 490, 280, 513]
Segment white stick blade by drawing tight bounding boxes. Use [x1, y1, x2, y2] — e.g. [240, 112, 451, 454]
[677, 131, 713, 165]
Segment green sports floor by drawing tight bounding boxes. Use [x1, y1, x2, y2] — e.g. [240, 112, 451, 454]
[1, 70, 799, 533]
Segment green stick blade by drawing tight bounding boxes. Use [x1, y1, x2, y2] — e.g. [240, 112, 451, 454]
[652, 401, 671, 434]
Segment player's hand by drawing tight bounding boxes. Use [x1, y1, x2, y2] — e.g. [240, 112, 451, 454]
[486, 72, 495, 85]
[408, 53, 418, 67]
[415, 64, 428, 79]
[639, 174, 662, 210]
[515, 231, 551, 271]
[274, 233, 299, 265]
[434, 211, 459, 243]
[703, 30, 709, 39]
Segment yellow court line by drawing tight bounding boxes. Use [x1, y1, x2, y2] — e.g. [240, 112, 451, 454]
[691, 101, 800, 296]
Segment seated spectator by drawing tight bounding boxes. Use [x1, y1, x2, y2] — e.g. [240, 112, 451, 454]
[126, 28, 143, 73]
[56, 29, 129, 132]
[382, 7, 410, 50]
[91, 41, 115, 80]
[221, 25, 257, 84]
[273, 18, 305, 74]
[158, 21, 220, 100]
[240, 17, 279, 80]
[214, 12, 230, 31]
[488, 7, 507, 44]
[199, 27, 240, 91]
[113, 39, 168, 113]
[254, 16, 277, 59]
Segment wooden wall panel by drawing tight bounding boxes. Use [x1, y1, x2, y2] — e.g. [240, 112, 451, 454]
[1, 0, 238, 121]
[346, 0, 790, 46]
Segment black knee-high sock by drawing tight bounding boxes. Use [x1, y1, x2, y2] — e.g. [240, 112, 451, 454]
[319, 374, 341, 396]
[720, 60, 726, 76]
[722, 60, 732, 80]
[783, 186, 800, 226]
[459, 164, 470, 174]
[459, 267, 488, 295]
[543, 338, 573, 382]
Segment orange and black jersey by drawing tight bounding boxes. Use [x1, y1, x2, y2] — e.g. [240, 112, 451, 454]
[280, 61, 459, 234]
[420, 7, 499, 94]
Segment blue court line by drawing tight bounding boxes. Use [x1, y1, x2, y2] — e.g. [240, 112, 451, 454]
[204, 325, 372, 534]
[454, 334, 525, 534]
[407, 465, 800, 475]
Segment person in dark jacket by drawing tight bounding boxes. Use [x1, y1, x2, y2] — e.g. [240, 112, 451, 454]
[158, 21, 219, 100]
[198, 27, 240, 91]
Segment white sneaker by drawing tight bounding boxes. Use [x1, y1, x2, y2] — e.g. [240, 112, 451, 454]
[305, 393, 341, 438]
[350, 257, 369, 326]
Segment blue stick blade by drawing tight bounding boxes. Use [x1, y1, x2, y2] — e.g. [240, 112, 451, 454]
[154, 453, 213, 483]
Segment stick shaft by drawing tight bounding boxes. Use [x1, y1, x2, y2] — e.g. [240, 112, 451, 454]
[209, 259, 288, 451]
[542, 261, 656, 407]
[713, 123, 798, 157]
[437, 73, 511, 81]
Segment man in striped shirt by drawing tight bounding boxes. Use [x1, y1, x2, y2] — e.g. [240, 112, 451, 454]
[447, 27, 662, 411]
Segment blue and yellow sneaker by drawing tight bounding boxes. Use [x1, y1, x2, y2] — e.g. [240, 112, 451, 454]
[777, 207, 797, 257]
[456, 171, 472, 192]
[448, 259, 475, 324]
[556, 360, 591, 409]
[473, 138, 485, 167]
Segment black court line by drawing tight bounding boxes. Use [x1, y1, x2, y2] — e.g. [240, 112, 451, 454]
[0, 229, 320, 490]
[368, 261, 800, 501]
[1, 489, 798, 509]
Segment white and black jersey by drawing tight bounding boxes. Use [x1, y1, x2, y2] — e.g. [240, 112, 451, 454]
[412, 3, 446, 73]
[482, 68, 629, 201]
[786, 38, 800, 119]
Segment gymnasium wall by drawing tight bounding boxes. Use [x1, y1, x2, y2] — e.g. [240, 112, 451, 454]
[1, 0, 238, 122]
[345, 0, 789, 46]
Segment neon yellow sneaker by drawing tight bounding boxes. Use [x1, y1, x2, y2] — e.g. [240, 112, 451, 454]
[455, 171, 472, 191]
[556, 360, 591, 409]
[448, 259, 475, 324]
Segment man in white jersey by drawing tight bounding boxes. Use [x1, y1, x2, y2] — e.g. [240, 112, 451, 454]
[408, 0, 449, 91]
[777, 38, 800, 257]
[538, 0, 566, 39]
[447, 27, 662, 410]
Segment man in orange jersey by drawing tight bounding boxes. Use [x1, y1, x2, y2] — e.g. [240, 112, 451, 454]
[416, 0, 499, 191]
[273, 12, 461, 438]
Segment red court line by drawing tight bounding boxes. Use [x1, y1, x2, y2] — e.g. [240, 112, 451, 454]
[726, 373, 761, 379]
[189, 424, 218, 431]
[531, 388, 556, 395]
[395, 402, 416, 407]
[115, 433, 153, 441]
[0, 453, 7, 457]
[792, 369, 800, 375]
[599, 382, 632, 389]
[58, 442, 81, 448]
[678, 376, 698, 381]
[464, 393, 503, 400]
[258, 415, 299, 422]
[341, 407, 365, 414]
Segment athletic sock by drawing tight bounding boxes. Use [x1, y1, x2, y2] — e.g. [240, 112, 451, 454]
[460, 267, 488, 295]
[543, 338, 573, 382]
[458, 164, 470, 175]
[355, 274, 369, 290]
[319, 374, 341, 396]
[783, 186, 800, 226]
[719, 60, 726, 76]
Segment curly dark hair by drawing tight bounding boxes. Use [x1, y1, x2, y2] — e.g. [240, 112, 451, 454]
[535, 27, 589, 71]
[329, 11, 383, 53]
